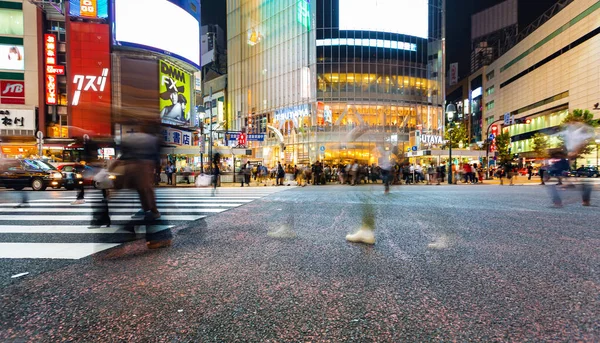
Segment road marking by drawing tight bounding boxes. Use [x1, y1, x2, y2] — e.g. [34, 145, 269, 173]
[0, 242, 120, 259]
[2, 208, 227, 213]
[0, 225, 175, 234]
[0, 203, 244, 208]
[29, 198, 256, 202]
[0, 215, 202, 221]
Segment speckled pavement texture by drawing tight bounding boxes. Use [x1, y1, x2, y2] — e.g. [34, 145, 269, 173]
[1, 184, 599, 342]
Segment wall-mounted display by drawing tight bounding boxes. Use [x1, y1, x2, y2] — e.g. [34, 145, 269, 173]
[0, 44, 24, 70]
[339, 0, 428, 39]
[0, 8, 23, 36]
[113, 0, 200, 67]
[69, 0, 108, 19]
[159, 60, 191, 126]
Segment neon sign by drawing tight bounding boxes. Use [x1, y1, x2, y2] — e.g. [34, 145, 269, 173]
[46, 75, 57, 105]
[46, 65, 65, 75]
[72, 68, 109, 106]
[44, 34, 58, 105]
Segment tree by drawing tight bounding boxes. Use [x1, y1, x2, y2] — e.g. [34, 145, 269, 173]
[559, 109, 599, 158]
[562, 109, 598, 127]
[444, 123, 468, 148]
[532, 133, 550, 159]
[495, 131, 512, 163]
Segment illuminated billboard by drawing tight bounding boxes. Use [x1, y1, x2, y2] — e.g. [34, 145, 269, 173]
[0, 44, 24, 71]
[159, 60, 191, 126]
[113, 0, 200, 68]
[0, 8, 24, 35]
[339, 0, 428, 39]
[68, 22, 112, 136]
[69, 0, 108, 19]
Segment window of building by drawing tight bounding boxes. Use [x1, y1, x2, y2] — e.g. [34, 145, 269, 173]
[486, 85, 495, 96]
[485, 100, 495, 110]
[486, 70, 495, 81]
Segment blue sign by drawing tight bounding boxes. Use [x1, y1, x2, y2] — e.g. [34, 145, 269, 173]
[247, 134, 265, 142]
[226, 133, 239, 141]
[489, 134, 495, 141]
[319, 146, 325, 152]
[412, 146, 418, 151]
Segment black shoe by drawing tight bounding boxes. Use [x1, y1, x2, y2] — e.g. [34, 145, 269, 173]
[89, 218, 111, 228]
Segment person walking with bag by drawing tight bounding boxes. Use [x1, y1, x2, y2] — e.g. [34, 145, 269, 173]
[121, 125, 172, 249]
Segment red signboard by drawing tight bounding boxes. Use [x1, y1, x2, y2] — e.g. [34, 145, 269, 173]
[68, 22, 111, 136]
[44, 34, 57, 66]
[46, 65, 65, 75]
[491, 124, 498, 135]
[237, 133, 247, 146]
[1, 80, 25, 105]
[46, 75, 57, 105]
[44, 34, 58, 105]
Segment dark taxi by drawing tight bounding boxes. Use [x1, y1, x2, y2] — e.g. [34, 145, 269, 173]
[0, 159, 64, 191]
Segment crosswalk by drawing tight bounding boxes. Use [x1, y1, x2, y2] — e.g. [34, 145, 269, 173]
[0, 187, 288, 260]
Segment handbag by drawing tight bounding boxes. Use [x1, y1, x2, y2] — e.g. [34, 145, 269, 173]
[195, 173, 213, 187]
[93, 169, 114, 189]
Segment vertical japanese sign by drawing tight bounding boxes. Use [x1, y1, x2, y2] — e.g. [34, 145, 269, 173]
[68, 22, 111, 135]
[44, 34, 58, 105]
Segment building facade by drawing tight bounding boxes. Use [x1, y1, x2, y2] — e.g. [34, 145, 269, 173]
[227, 0, 444, 168]
[483, 0, 600, 165]
[0, 0, 40, 158]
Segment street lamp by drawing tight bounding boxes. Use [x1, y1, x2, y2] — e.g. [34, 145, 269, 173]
[596, 139, 600, 167]
[446, 103, 456, 184]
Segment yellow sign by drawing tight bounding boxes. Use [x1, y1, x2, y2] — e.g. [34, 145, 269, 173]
[80, 0, 97, 18]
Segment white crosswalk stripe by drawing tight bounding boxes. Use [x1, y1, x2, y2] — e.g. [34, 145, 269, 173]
[0, 187, 290, 260]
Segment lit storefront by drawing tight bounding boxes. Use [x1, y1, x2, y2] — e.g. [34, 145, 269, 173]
[227, 0, 444, 168]
[0, 1, 39, 158]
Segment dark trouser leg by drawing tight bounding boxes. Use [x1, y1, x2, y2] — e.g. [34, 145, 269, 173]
[91, 189, 110, 226]
[549, 184, 562, 205]
[582, 183, 592, 204]
[76, 182, 85, 200]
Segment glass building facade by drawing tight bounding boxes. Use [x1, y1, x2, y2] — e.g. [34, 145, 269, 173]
[227, 0, 444, 167]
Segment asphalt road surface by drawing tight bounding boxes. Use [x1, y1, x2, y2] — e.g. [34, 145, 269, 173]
[1, 183, 599, 342]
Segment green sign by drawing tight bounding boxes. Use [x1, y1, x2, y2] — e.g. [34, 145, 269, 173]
[297, 0, 310, 28]
[159, 60, 191, 125]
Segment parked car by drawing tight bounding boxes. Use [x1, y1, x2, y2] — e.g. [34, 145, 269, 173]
[0, 159, 64, 191]
[567, 166, 599, 178]
[56, 164, 97, 190]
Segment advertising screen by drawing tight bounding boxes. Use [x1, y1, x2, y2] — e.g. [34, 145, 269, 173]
[68, 22, 112, 136]
[114, 0, 200, 68]
[0, 44, 24, 71]
[159, 60, 191, 126]
[339, 0, 428, 39]
[0, 9, 23, 35]
[69, 0, 109, 19]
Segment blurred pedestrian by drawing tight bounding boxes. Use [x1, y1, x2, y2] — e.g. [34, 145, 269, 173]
[277, 161, 285, 186]
[120, 126, 172, 249]
[72, 137, 100, 205]
[13, 190, 29, 208]
[166, 162, 174, 185]
[212, 161, 220, 195]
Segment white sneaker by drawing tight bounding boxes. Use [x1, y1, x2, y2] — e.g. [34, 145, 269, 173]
[71, 199, 86, 205]
[267, 225, 297, 239]
[346, 228, 375, 244]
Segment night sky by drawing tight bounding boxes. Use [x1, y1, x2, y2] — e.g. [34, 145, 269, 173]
[201, 0, 560, 80]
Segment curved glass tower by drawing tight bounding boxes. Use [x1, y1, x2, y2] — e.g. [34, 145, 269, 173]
[227, 0, 444, 167]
